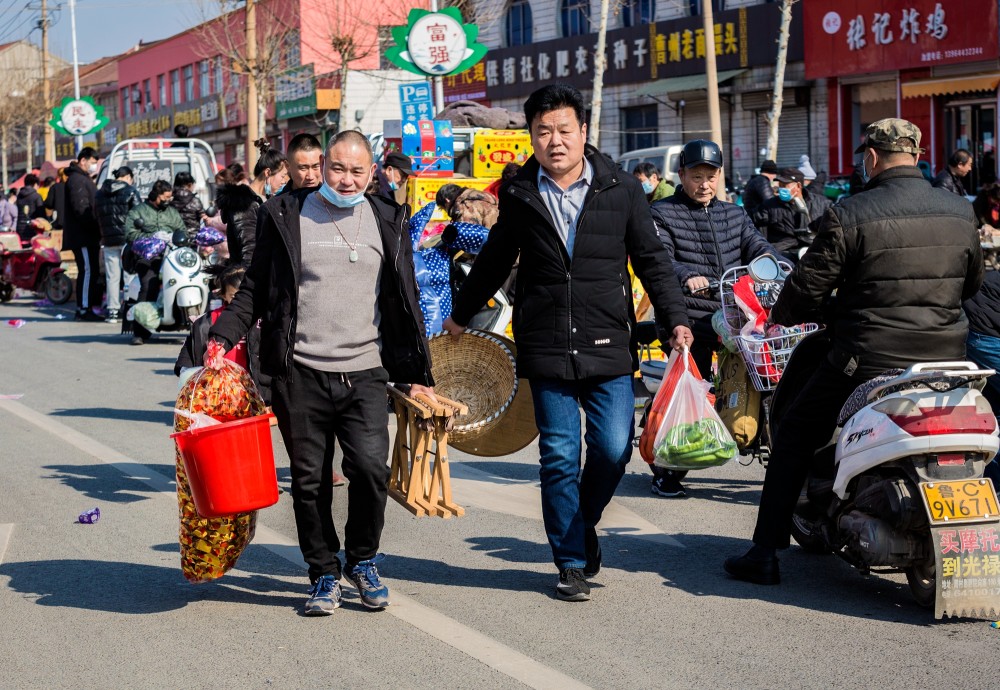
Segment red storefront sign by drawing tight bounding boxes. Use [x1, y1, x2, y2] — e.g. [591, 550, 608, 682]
[804, 0, 999, 79]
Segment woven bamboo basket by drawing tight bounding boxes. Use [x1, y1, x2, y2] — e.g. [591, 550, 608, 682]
[428, 330, 518, 443]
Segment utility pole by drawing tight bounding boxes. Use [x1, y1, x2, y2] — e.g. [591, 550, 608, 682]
[766, 0, 796, 161]
[430, 0, 444, 116]
[40, 0, 54, 163]
[588, 0, 611, 148]
[702, 0, 724, 199]
[69, 0, 82, 152]
[245, 0, 259, 171]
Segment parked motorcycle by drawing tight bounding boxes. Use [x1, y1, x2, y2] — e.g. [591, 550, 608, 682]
[0, 223, 72, 304]
[121, 223, 212, 336]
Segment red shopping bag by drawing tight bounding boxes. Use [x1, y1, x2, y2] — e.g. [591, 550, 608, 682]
[639, 347, 713, 465]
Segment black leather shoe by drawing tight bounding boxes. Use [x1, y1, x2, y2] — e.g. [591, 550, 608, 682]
[584, 526, 601, 577]
[724, 550, 780, 585]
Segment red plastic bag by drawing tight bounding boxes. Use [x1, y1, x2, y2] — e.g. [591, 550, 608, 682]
[639, 347, 713, 464]
[732, 275, 781, 383]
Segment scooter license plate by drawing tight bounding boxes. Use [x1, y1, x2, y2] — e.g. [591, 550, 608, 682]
[920, 479, 1000, 525]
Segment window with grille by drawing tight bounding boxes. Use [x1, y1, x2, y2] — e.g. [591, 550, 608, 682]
[621, 104, 659, 152]
[505, 0, 533, 46]
[561, 0, 589, 37]
[622, 0, 654, 27]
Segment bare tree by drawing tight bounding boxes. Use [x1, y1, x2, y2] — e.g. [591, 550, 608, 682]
[302, 0, 415, 133]
[765, 0, 797, 161]
[192, 0, 298, 167]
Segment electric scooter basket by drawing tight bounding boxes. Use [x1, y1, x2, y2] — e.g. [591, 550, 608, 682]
[719, 264, 820, 393]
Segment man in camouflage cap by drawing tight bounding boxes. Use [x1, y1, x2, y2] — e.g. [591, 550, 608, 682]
[724, 117, 983, 586]
[854, 117, 926, 156]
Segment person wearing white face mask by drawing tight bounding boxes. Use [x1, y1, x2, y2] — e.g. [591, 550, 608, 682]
[64, 146, 103, 320]
[204, 130, 435, 617]
[632, 161, 674, 204]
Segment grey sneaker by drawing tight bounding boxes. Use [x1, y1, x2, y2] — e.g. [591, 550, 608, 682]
[304, 574, 342, 616]
[347, 555, 390, 609]
[556, 568, 591, 602]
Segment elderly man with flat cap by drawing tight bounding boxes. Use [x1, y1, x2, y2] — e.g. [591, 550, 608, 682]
[724, 118, 985, 586]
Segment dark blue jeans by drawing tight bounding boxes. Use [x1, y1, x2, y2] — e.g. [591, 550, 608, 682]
[530, 375, 635, 570]
[965, 330, 1000, 486]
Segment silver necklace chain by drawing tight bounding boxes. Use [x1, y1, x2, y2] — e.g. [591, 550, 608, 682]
[316, 192, 364, 263]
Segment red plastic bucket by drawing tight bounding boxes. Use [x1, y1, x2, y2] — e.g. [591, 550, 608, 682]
[171, 413, 279, 518]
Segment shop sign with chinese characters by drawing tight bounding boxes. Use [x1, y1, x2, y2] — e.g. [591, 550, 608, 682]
[276, 64, 316, 120]
[50, 96, 109, 137]
[483, 3, 802, 101]
[804, 0, 999, 79]
[386, 8, 488, 77]
[443, 60, 489, 105]
[399, 82, 434, 124]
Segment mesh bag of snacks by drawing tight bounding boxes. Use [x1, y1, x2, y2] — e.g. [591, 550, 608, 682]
[174, 363, 267, 583]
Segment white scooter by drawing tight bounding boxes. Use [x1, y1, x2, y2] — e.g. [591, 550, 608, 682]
[777, 281, 1000, 616]
[122, 225, 212, 336]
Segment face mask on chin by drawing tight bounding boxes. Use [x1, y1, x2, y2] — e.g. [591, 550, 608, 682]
[319, 174, 371, 208]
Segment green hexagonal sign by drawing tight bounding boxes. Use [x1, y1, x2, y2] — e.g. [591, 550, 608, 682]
[385, 8, 487, 77]
[50, 96, 109, 137]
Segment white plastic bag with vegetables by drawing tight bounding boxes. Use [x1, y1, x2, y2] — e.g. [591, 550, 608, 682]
[652, 348, 738, 470]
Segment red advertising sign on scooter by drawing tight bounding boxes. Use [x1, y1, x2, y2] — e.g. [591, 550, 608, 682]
[804, 0, 999, 79]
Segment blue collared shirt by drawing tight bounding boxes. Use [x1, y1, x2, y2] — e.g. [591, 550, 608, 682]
[537, 159, 593, 260]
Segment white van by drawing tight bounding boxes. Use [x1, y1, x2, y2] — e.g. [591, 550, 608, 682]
[97, 138, 219, 207]
[617, 145, 684, 187]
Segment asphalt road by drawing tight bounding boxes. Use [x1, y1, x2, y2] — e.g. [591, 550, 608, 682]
[1, 295, 998, 689]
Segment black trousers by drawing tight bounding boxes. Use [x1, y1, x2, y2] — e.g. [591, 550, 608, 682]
[136, 260, 161, 303]
[272, 362, 391, 582]
[73, 245, 102, 311]
[752, 360, 866, 549]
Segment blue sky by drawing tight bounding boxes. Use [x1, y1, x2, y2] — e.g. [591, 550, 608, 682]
[39, 0, 214, 64]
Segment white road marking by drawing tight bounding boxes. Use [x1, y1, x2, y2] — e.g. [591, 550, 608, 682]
[0, 399, 591, 690]
[450, 461, 685, 548]
[0, 524, 13, 565]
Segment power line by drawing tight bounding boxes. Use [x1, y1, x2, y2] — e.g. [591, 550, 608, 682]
[0, 12, 39, 43]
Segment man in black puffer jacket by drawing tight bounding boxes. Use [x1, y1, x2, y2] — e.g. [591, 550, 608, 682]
[725, 118, 984, 587]
[95, 166, 142, 322]
[651, 141, 776, 376]
[444, 84, 692, 603]
[741, 159, 777, 216]
[216, 183, 263, 267]
[650, 140, 776, 498]
[751, 167, 831, 262]
[171, 171, 205, 234]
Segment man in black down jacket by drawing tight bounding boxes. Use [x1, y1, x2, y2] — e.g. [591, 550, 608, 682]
[651, 141, 776, 376]
[725, 118, 984, 586]
[751, 167, 832, 262]
[216, 182, 262, 267]
[443, 84, 692, 603]
[205, 131, 434, 616]
[95, 166, 141, 323]
[64, 147, 103, 321]
[741, 159, 777, 216]
[650, 140, 776, 498]
[932, 148, 972, 197]
[171, 171, 205, 234]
